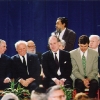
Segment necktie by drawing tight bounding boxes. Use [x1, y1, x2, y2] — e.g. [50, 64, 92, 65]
[54, 53, 59, 68]
[22, 56, 26, 66]
[82, 53, 86, 78]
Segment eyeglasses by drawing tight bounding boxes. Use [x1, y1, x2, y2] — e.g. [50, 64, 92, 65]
[28, 46, 36, 48]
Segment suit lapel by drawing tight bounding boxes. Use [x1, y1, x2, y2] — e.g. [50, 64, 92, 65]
[86, 49, 92, 71]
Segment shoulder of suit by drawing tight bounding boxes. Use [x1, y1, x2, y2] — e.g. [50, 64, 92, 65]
[69, 48, 78, 54]
[66, 28, 76, 34]
[88, 48, 98, 54]
[1, 54, 11, 59]
[42, 50, 51, 55]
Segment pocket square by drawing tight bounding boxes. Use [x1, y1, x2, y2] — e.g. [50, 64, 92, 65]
[64, 61, 67, 64]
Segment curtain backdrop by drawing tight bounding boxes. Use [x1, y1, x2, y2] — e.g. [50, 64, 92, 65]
[0, 0, 100, 56]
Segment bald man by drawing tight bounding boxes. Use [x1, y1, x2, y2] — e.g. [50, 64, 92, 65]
[27, 40, 42, 64]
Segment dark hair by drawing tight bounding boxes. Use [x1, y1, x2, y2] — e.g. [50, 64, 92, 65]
[78, 35, 89, 44]
[57, 17, 68, 28]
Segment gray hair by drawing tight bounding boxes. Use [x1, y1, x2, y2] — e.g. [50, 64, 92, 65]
[60, 39, 66, 47]
[1, 93, 19, 100]
[89, 35, 100, 41]
[0, 39, 6, 46]
[31, 90, 46, 100]
[15, 40, 27, 49]
[46, 85, 63, 99]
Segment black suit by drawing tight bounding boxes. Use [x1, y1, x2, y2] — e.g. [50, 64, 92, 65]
[55, 28, 76, 51]
[0, 54, 12, 90]
[42, 50, 72, 89]
[11, 53, 41, 92]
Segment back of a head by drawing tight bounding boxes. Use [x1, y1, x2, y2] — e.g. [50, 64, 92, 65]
[1, 93, 19, 100]
[31, 86, 46, 100]
[74, 93, 89, 100]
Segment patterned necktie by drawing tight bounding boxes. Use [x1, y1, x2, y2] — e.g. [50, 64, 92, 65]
[54, 53, 59, 68]
[82, 53, 86, 77]
[22, 56, 26, 66]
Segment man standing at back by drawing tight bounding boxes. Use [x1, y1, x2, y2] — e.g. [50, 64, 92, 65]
[11, 40, 41, 92]
[42, 35, 72, 89]
[70, 35, 98, 99]
[0, 39, 12, 90]
[52, 17, 76, 51]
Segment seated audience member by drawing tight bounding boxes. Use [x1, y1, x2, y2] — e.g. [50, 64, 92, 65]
[59, 39, 66, 50]
[89, 35, 100, 55]
[11, 40, 41, 92]
[46, 85, 66, 100]
[42, 35, 73, 89]
[70, 35, 98, 99]
[0, 39, 12, 90]
[89, 35, 100, 87]
[27, 40, 42, 64]
[74, 93, 89, 100]
[31, 85, 46, 100]
[27, 40, 44, 83]
[1, 93, 19, 100]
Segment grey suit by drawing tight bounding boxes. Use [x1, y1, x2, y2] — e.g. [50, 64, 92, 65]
[70, 48, 99, 98]
[70, 48, 98, 80]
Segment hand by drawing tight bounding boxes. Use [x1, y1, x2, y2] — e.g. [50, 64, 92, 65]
[59, 80, 64, 86]
[54, 79, 60, 85]
[83, 79, 89, 88]
[26, 78, 34, 85]
[3, 78, 11, 83]
[20, 79, 29, 87]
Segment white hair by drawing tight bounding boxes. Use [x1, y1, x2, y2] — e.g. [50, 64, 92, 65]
[60, 39, 66, 47]
[1, 93, 19, 100]
[89, 35, 100, 40]
[31, 91, 46, 100]
[15, 40, 27, 49]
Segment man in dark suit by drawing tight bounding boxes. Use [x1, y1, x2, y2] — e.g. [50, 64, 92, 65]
[42, 35, 72, 89]
[70, 35, 98, 99]
[0, 39, 12, 90]
[52, 17, 76, 51]
[11, 40, 41, 92]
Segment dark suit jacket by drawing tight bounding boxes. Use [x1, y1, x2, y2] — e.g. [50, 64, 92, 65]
[36, 52, 42, 64]
[62, 28, 76, 51]
[0, 54, 12, 80]
[42, 50, 72, 81]
[11, 53, 41, 80]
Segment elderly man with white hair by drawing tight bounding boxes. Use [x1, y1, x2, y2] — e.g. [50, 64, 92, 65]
[11, 40, 41, 92]
[89, 35, 100, 55]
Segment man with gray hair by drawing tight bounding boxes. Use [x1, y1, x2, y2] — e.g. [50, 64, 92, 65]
[89, 35, 100, 55]
[11, 40, 41, 92]
[46, 85, 66, 100]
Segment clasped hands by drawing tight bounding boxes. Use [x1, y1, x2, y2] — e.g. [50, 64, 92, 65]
[20, 78, 34, 87]
[83, 78, 90, 88]
[54, 79, 65, 86]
